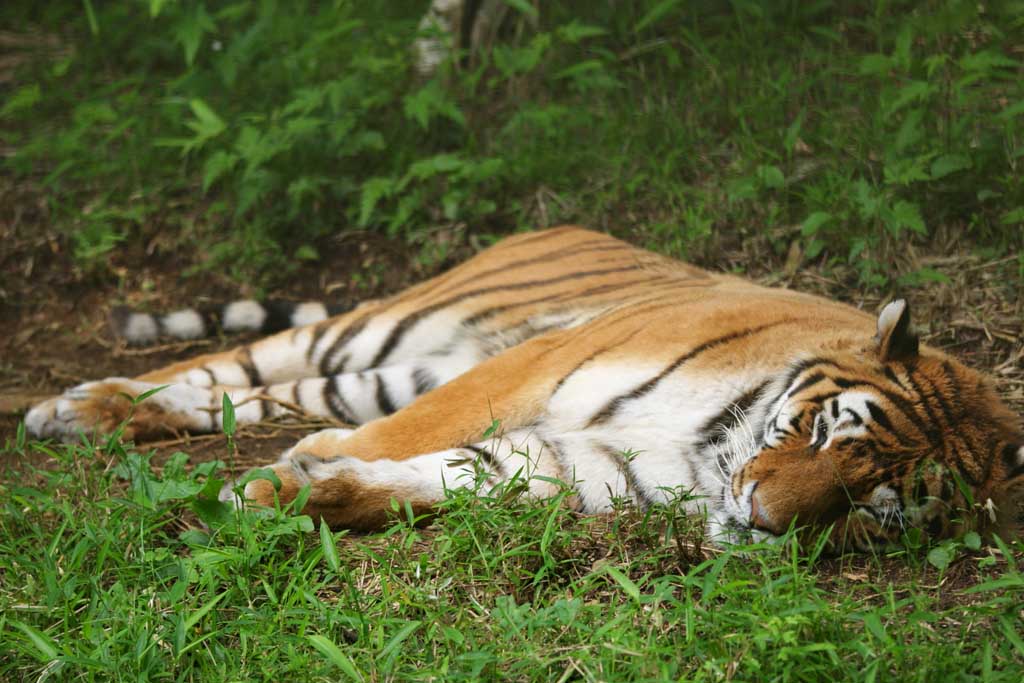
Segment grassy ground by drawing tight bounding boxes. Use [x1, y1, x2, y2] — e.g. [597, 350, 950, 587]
[2, 1, 1024, 681]
[3, 435, 1024, 681]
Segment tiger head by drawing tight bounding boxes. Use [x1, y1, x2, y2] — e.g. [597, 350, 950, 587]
[718, 300, 1024, 551]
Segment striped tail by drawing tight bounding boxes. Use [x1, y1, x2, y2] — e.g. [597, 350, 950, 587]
[109, 300, 352, 345]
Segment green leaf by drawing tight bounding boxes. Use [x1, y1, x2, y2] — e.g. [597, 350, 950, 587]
[184, 590, 228, 631]
[1001, 616, 1024, 656]
[553, 59, 605, 81]
[295, 245, 319, 261]
[757, 165, 784, 190]
[150, 0, 171, 17]
[805, 237, 826, 259]
[320, 519, 340, 573]
[959, 50, 1019, 72]
[605, 566, 641, 603]
[801, 211, 832, 237]
[635, 0, 682, 33]
[558, 21, 607, 43]
[1000, 207, 1024, 225]
[861, 612, 893, 644]
[189, 99, 226, 138]
[202, 151, 238, 192]
[962, 531, 982, 551]
[221, 392, 236, 437]
[502, 0, 538, 19]
[175, 2, 216, 66]
[927, 545, 953, 570]
[82, 0, 99, 36]
[481, 418, 501, 439]
[12, 620, 59, 662]
[378, 621, 422, 665]
[783, 109, 805, 155]
[407, 154, 464, 180]
[997, 99, 1024, 121]
[0, 84, 41, 118]
[308, 634, 363, 681]
[358, 177, 396, 227]
[886, 81, 933, 115]
[858, 53, 893, 76]
[237, 467, 282, 492]
[930, 154, 971, 180]
[133, 384, 170, 405]
[889, 200, 926, 236]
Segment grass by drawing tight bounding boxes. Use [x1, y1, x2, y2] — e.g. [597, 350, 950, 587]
[2, 432, 1024, 681]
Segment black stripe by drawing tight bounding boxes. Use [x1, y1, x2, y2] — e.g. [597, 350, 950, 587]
[370, 265, 641, 368]
[291, 381, 302, 407]
[551, 327, 648, 396]
[902, 372, 947, 449]
[501, 225, 580, 249]
[465, 445, 502, 476]
[460, 275, 660, 329]
[541, 438, 572, 486]
[412, 367, 435, 396]
[314, 308, 376, 373]
[374, 374, 397, 415]
[238, 348, 262, 387]
[1002, 443, 1024, 479]
[597, 444, 651, 507]
[865, 401, 895, 434]
[305, 320, 335, 359]
[697, 380, 771, 449]
[588, 321, 793, 427]
[778, 358, 848, 395]
[261, 300, 298, 333]
[934, 362, 963, 423]
[786, 372, 828, 399]
[831, 376, 934, 447]
[435, 241, 631, 299]
[323, 376, 356, 423]
[199, 366, 218, 387]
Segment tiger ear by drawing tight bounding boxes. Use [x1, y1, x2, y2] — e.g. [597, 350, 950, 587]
[876, 299, 919, 362]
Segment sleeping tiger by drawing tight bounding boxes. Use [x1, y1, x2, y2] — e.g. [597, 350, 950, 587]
[25, 227, 1024, 550]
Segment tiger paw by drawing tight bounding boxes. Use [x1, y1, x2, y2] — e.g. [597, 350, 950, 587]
[24, 379, 209, 442]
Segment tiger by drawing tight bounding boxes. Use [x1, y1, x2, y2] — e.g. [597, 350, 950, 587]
[24, 226, 1024, 550]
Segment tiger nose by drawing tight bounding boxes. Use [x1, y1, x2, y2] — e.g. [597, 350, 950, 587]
[749, 488, 773, 532]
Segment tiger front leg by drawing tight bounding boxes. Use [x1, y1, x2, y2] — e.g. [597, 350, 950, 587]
[23, 356, 476, 442]
[24, 379, 217, 442]
[230, 428, 562, 529]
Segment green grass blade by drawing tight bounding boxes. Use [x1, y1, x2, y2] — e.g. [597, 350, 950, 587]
[12, 620, 59, 662]
[308, 634, 363, 681]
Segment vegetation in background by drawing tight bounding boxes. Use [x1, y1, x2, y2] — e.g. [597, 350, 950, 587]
[2, 0, 1022, 283]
